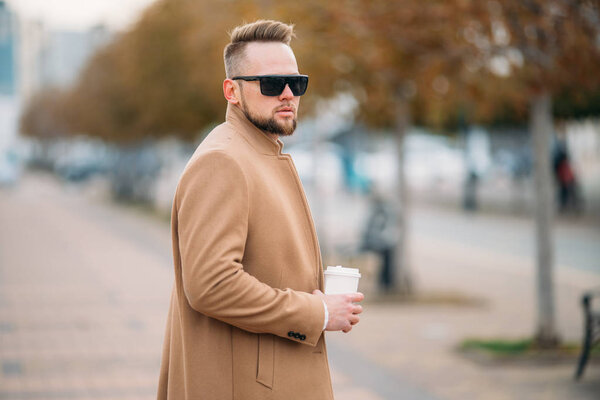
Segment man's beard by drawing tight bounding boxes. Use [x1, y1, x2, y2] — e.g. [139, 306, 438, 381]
[241, 101, 297, 136]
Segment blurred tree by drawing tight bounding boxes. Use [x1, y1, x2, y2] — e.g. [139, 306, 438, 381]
[64, 0, 215, 144]
[20, 87, 69, 140]
[116, 0, 227, 142]
[554, 88, 600, 119]
[291, 1, 600, 346]
[20, 86, 74, 169]
[480, 0, 600, 348]
[63, 0, 295, 143]
[278, 0, 495, 294]
[62, 42, 133, 143]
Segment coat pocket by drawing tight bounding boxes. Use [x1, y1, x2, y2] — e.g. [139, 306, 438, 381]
[256, 334, 274, 389]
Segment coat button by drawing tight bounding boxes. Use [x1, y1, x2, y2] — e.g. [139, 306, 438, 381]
[293, 332, 301, 339]
[288, 331, 295, 337]
[300, 334, 306, 341]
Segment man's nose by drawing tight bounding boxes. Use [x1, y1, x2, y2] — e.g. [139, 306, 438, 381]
[279, 84, 294, 100]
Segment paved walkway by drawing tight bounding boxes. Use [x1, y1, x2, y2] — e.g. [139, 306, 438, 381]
[0, 172, 599, 399]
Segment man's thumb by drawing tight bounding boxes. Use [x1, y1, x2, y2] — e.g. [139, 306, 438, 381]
[312, 289, 324, 296]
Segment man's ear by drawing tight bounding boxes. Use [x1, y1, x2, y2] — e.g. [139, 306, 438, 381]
[223, 79, 240, 105]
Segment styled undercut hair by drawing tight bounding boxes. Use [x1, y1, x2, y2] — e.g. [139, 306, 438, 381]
[224, 20, 295, 78]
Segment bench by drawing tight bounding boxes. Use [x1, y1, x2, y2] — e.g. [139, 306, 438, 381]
[575, 288, 600, 380]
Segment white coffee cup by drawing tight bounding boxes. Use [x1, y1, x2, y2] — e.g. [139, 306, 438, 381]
[324, 265, 361, 295]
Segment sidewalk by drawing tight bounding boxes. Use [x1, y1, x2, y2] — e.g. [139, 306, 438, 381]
[321, 187, 600, 399]
[0, 172, 599, 399]
[326, 231, 600, 400]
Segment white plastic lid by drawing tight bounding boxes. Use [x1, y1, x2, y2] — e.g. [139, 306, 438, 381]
[324, 265, 361, 278]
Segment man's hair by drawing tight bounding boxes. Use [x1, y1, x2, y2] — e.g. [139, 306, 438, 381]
[224, 20, 295, 78]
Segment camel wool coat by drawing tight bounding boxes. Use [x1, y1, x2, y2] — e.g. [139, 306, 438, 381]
[157, 103, 334, 399]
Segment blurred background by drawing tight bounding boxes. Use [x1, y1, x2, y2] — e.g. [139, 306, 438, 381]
[1, 0, 599, 399]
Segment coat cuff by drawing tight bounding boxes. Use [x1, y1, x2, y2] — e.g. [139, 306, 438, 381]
[283, 291, 325, 347]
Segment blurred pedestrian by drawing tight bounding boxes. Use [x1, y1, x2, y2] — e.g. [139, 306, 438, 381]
[462, 169, 479, 212]
[360, 189, 398, 292]
[157, 20, 364, 400]
[552, 140, 582, 213]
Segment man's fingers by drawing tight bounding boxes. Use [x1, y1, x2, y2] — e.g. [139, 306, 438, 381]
[320, 291, 365, 332]
[349, 292, 365, 303]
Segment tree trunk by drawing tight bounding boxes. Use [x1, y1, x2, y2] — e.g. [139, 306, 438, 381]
[530, 91, 559, 347]
[392, 98, 413, 294]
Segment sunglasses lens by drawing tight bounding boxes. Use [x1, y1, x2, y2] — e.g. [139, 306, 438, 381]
[260, 77, 286, 96]
[287, 76, 308, 96]
[258, 76, 309, 96]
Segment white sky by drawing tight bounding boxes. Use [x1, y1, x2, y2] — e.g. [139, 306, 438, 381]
[6, 0, 159, 31]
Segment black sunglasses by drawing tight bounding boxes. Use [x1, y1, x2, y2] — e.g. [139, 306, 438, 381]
[232, 74, 309, 96]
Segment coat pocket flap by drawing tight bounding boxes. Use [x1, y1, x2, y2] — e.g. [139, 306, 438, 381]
[256, 334, 274, 389]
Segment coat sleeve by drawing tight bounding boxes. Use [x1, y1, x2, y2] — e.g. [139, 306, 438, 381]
[175, 150, 325, 346]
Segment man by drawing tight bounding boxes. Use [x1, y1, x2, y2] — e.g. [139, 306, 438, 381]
[157, 20, 364, 399]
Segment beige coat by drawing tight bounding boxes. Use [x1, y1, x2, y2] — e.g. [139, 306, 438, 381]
[157, 104, 334, 399]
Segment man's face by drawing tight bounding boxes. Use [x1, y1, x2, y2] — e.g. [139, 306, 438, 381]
[236, 42, 301, 136]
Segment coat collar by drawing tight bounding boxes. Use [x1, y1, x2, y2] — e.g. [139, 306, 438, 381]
[225, 103, 285, 156]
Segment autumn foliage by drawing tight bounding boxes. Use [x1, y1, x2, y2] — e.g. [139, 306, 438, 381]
[20, 0, 600, 142]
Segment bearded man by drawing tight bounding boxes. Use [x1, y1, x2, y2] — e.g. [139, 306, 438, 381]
[157, 19, 364, 399]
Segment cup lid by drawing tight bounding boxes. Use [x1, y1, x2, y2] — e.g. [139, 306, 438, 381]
[324, 265, 361, 278]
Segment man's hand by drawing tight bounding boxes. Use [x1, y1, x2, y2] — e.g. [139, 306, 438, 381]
[312, 290, 364, 333]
